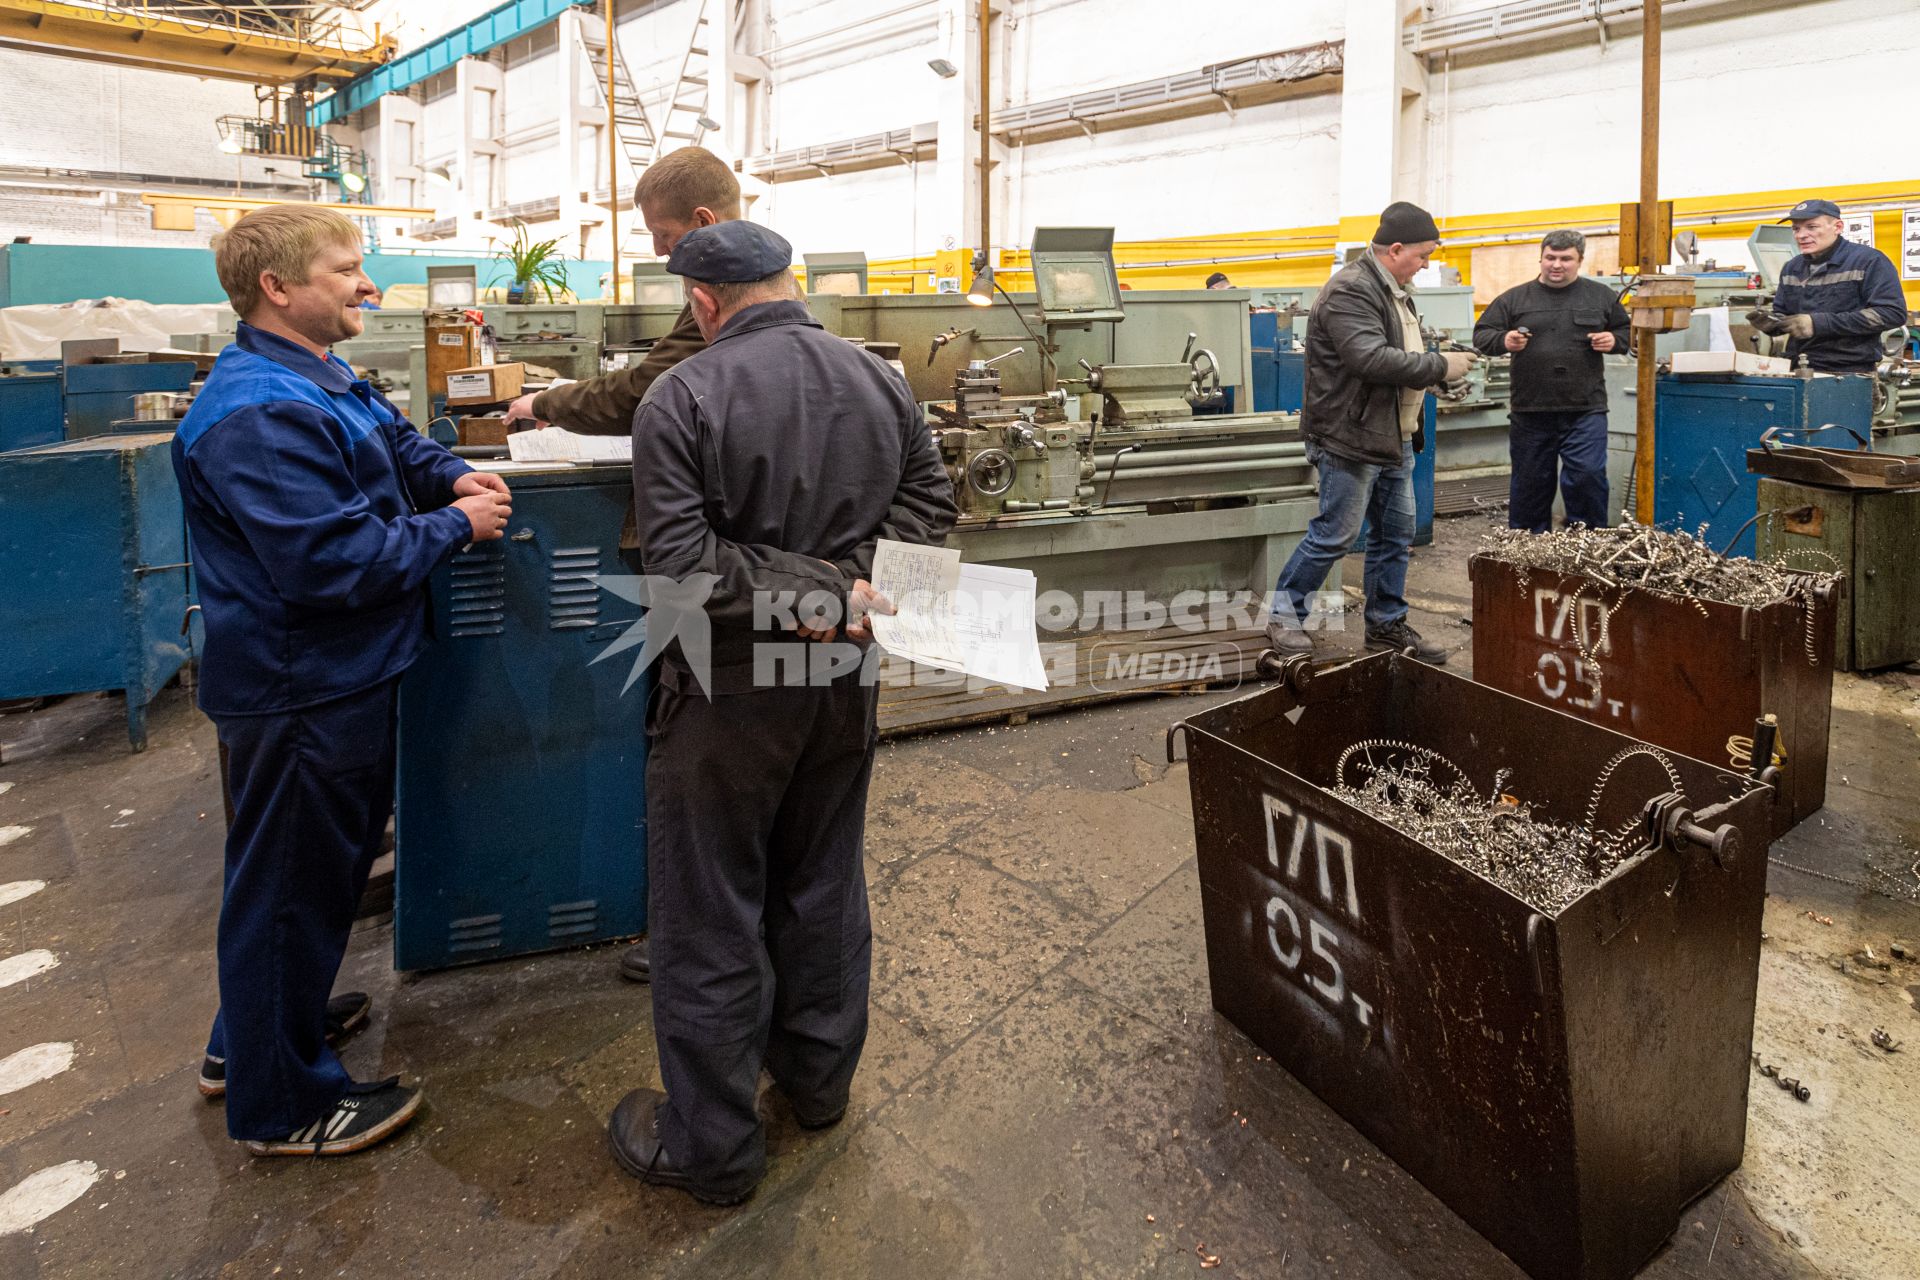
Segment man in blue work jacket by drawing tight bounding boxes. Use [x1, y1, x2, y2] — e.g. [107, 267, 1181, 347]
[174, 206, 513, 1156]
[607, 221, 955, 1204]
[1749, 198, 1908, 373]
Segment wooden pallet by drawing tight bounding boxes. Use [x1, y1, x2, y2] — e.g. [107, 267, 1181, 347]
[875, 625, 1270, 739]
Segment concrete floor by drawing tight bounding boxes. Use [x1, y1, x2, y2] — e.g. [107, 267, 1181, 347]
[2, 517, 1916, 1279]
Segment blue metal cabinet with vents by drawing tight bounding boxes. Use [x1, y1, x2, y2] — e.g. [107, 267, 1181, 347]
[0, 362, 65, 452]
[1653, 373, 1872, 557]
[394, 462, 649, 970]
[0, 431, 195, 750]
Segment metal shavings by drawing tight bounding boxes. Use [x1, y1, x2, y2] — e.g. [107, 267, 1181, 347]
[1331, 741, 1629, 915]
[1751, 1054, 1812, 1102]
[1480, 521, 1842, 667]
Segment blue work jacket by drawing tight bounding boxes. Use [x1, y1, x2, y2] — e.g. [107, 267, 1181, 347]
[1773, 237, 1908, 373]
[173, 322, 474, 716]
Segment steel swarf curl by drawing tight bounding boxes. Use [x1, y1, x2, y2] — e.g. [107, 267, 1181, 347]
[1330, 740, 1631, 915]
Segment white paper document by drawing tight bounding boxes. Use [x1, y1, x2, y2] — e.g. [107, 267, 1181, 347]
[506, 426, 631, 464]
[867, 539, 1048, 691]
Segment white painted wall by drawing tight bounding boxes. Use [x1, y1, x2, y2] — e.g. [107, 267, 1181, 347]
[5, 0, 1920, 260]
[0, 49, 289, 245]
[1430, 0, 1920, 215]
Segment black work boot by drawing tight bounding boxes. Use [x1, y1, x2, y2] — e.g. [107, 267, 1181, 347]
[1364, 620, 1447, 665]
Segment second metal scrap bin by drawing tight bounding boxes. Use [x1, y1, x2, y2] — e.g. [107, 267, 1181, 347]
[1172, 653, 1772, 1280]
[1468, 554, 1838, 837]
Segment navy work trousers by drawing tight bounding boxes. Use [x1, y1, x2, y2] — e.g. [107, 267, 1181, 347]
[1508, 409, 1609, 532]
[204, 679, 397, 1141]
[645, 671, 879, 1197]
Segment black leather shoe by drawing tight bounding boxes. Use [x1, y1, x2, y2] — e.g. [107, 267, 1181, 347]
[619, 939, 650, 984]
[792, 1102, 848, 1131]
[606, 1089, 754, 1206]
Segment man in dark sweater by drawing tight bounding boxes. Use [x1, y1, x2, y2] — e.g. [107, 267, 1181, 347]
[1474, 230, 1631, 532]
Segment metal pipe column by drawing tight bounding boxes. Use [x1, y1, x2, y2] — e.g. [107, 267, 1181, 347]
[978, 0, 991, 260]
[1633, 0, 1662, 523]
[607, 0, 621, 302]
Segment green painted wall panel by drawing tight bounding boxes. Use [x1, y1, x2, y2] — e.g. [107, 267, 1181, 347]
[0, 243, 612, 307]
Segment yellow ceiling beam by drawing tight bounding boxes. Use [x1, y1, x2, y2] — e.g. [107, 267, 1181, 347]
[142, 194, 434, 232]
[0, 1, 395, 86]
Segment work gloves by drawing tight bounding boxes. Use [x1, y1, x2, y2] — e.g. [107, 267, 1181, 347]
[1745, 309, 1813, 341]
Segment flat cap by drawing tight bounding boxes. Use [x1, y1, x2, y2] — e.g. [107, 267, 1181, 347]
[666, 220, 792, 282]
[1780, 197, 1841, 223]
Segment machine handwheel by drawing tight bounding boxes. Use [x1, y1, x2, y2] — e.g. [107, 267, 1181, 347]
[967, 448, 1017, 498]
[1189, 348, 1223, 401]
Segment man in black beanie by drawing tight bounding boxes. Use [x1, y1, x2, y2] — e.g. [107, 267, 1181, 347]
[1265, 201, 1473, 663]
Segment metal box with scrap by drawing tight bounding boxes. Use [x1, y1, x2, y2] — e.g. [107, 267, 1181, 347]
[1468, 522, 1841, 837]
[1170, 652, 1774, 1280]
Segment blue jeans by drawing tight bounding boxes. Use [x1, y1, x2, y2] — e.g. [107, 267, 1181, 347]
[1509, 409, 1609, 532]
[1271, 439, 1415, 634]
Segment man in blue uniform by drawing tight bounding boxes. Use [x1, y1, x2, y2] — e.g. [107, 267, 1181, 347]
[606, 221, 955, 1204]
[174, 206, 513, 1156]
[1750, 198, 1908, 374]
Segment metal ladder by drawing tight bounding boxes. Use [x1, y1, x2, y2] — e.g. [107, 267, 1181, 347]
[575, 5, 657, 198]
[655, 0, 719, 160]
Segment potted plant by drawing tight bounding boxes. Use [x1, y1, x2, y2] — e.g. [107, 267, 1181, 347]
[491, 225, 569, 303]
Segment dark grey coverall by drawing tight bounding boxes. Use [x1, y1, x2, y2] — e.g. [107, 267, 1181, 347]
[631, 298, 955, 1195]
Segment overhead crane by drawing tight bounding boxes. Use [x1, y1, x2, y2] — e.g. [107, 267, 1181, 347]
[0, 0, 394, 86]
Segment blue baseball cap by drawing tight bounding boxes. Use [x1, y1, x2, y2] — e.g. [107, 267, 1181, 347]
[1781, 198, 1842, 223]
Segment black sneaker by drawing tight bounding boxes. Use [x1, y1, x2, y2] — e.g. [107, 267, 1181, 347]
[244, 1078, 422, 1157]
[1365, 620, 1447, 665]
[198, 992, 373, 1100]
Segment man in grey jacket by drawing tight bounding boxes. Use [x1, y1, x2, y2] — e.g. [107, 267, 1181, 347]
[1267, 202, 1473, 663]
[607, 221, 955, 1205]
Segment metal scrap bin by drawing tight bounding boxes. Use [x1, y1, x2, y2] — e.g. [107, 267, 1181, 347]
[1468, 554, 1837, 837]
[1171, 653, 1772, 1280]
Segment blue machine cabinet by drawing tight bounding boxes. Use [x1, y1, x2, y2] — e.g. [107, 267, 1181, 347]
[1249, 311, 1304, 413]
[0, 363, 64, 452]
[0, 359, 194, 448]
[63, 361, 196, 438]
[0, 432, 195, 750]
[395, 463, 650, 970]
[1653, 373, 1872, 557]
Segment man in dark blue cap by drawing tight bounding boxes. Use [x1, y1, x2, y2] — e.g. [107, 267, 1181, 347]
[607, 219, 955, 1204]
[1750, 198, 1907, 373]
